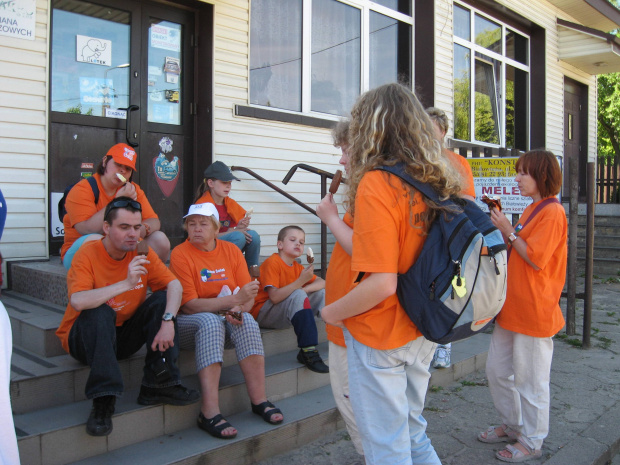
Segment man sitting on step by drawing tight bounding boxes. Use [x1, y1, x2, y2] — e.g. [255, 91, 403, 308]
[56, 196, 199, 437]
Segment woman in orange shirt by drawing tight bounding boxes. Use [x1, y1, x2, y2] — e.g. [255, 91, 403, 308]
[479, 150, 566, 463]
[321, 83, 461, 464]
[169, 203, 282, 440]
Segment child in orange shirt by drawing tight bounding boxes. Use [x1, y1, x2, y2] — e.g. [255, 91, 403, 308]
[321, 83, 462, 464]
[251, 226, 328, 374]
[194, 161, 260, 267]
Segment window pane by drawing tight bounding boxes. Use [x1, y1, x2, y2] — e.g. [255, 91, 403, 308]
[474, 55, 500, 144]
[311, 0, 360, 116]
[475, 14, 501, 54]
[505, 64, 528, 150]
[454, 4, 470, 41]
[250, 0, 302, 111]
[453, 44, 471, 141]
[369, 12, 411, 89]
[51, 0, 130, 116]
[372, 0, 411, 16]
[506, 29, 528, 65]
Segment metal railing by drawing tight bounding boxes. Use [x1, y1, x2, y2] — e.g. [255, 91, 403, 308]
[231, 164, 343, 278]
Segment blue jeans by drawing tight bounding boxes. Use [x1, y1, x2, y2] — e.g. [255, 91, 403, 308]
[68, 291, 181, 399]
[344, 329, 440, 465]
[219, 229, 261, 266]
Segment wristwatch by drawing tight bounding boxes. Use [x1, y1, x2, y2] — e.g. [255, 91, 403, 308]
[162, 312, 176, 322]
[508, 232, 518, 243]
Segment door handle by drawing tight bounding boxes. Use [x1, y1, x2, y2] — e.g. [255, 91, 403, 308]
[119, 105, 140, 147]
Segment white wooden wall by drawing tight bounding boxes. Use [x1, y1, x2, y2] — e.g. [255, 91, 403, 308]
[434, 0, 598, 163]
[0, 0, 604, 268]
[0, 0, 49, 266]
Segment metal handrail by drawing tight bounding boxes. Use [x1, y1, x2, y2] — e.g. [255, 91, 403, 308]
[231, 164, 344, 278]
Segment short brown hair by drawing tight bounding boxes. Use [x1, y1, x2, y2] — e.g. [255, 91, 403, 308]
[277, 225, 305, 243]
[332, 120, 350, 148]
[515, 150, 562, 198]
[426, 107, 449, 135]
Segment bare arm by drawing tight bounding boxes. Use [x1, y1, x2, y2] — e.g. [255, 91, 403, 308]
[150, 279, 182, 352]
[181, 281, 259, 315]
[266, 265, 315, 304]
[321, 272, 396, 326]
[70, 256, 149, 311]
[302, 276, 325, 293]
[316, 193, 353, 255]
[74, 208, 106, 235]
[141, 217, 161, 238]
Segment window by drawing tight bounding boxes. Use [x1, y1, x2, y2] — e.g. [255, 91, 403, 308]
[250, 0, 412, 117]
[453, 3, 529, 150]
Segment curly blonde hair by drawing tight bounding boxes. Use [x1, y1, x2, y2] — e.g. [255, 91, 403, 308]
[345, 83, 462, 227]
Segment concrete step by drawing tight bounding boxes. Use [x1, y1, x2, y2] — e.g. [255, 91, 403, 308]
[10, 321, 327, 415]
[577, 257, 620, 276]
[36, 334, 490, 465]
[577, 246, 620, 260]
[575, 235, 620, 247]
[3, 290, 66, 357]
[16, 341, 332, 465]
[8, 257, 68, 307]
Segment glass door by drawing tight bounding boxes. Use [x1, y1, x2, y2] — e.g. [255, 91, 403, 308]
[49, 0, 195, 253]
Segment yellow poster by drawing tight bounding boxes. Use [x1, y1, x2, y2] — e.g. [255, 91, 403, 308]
[466, 157, 531, 214]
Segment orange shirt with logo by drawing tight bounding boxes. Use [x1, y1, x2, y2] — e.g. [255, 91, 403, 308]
[496, 198, 567, 337]
[250, 253, 317, 318]
[325, 212, 355, 347]
[446, 150, 476, 198]
[170, 239, 251, 306]
[61, 173, 158, 259]
[56, 240, 176, 352]
[345, 170, 427, 350]
[195, 191, 246, 231]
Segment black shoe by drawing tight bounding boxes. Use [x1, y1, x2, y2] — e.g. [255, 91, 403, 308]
[297, 348, 329, 373]
[137, 384, 200, 406]
[86, 395, 116, 436]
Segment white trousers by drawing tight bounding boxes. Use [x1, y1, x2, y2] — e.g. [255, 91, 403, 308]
[1, 302, 20, 464]
[328, 341, 364, 455]
[486, 324, 554, 450]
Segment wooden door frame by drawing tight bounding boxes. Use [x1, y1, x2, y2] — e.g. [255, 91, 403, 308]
[563, 77, 588, 202]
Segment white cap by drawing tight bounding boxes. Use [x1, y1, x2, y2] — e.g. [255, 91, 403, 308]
[183, 203, 219, 221]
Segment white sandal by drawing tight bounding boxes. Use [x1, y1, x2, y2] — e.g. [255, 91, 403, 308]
[495, 443, 542, 463]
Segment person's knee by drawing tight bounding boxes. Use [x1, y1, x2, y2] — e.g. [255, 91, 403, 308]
[146, 231, 170, 262]
[248, 229, 260, 245]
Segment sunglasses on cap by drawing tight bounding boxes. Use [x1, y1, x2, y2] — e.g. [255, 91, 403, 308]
[104, 198, 142, 222]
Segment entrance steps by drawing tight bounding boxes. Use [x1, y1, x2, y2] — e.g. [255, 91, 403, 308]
[565, 204, 620, 276]
[6, 258, 490, 465]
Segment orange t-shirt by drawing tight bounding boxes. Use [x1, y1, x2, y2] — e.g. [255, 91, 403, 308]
[195, 191, 246, 232]
[345, 170, 427, 350]
[169, 239, 251, 306]
[324, 212, 355, 347]
[446, 150, 475, 198]
[170, 240, 250, 305]
[61, 173, 158, 259]
[56, 240, 176, 353]
[496, 198, 567, 337]
[250, 253, 317, 318]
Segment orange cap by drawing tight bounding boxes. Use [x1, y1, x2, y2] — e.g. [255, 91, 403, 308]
[107, 143, 137, 171]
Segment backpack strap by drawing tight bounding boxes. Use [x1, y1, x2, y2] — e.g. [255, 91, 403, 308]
[375, 164, 447, 205]
[87, 175, 100, 205]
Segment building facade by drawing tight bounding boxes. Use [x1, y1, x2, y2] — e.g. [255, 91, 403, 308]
[0, 0, 619, 273]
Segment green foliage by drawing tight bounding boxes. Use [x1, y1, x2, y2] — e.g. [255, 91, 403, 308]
[597, 72, 620, 164]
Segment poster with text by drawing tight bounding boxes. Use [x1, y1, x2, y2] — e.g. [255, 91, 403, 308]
[0, 0, 36, 41]
[467, 157, 531, 214]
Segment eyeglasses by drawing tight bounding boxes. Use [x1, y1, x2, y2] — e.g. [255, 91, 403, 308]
[109, 199, 142, 210]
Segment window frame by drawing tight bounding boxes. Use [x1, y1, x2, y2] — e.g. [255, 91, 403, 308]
[452, 1, 531, 149]
[249, 0, 414, 120]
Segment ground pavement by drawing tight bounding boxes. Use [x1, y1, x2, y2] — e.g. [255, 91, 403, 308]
[256, 278, 620, 465]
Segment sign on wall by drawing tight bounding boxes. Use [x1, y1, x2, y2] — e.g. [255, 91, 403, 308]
[467, 157, 530, 214]
[76, 35, 112, 66]
[0, 0, 36, 41]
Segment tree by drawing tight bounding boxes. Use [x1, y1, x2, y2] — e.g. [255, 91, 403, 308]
[598, 72, 620, 164]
